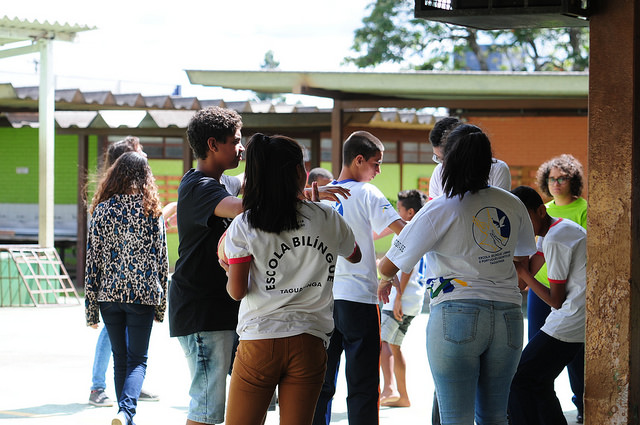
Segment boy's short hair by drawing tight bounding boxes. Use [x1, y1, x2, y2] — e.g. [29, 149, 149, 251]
[307, 167, 333, 185]
[429, 117, 460, 147]
[397, 189, 426, 213]
[511, 185, 544, 211]
[342, 131, 384, 165]
[187, 106, 242, 160]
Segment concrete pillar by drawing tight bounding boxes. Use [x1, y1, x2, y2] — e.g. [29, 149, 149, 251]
[585, 1, 640, 423]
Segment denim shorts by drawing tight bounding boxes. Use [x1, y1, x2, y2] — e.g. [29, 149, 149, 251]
[380, 310, 415, 346]
[178, 330, 236, 424]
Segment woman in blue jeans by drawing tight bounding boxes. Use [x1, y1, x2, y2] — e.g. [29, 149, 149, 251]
[378, 124, 537, 424]
[85, 151, 168, 425]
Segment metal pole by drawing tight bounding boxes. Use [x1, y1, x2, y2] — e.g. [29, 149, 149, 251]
[38, 39, 55, 248]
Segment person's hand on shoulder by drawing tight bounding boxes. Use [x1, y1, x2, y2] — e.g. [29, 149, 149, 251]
[303, 183, 350, 202]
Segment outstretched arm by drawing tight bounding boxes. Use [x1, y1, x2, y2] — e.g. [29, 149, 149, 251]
[377, 256, 400, 304]
[515, 260, 567, 309]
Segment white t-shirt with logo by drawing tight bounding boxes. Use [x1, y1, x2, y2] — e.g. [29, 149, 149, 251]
[538, 218, 587, 343]
[324, 179, 402, 305]
[429, 159, 511, 200]
[386, 187, 536, 307]
[225, 201, 356, 346]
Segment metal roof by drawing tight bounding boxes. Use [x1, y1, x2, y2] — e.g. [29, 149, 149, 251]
[186, 70, 589, 111]
[0, 83, 272, 112]
[0, 107, 435, 131]
[0, 15, 94, 45]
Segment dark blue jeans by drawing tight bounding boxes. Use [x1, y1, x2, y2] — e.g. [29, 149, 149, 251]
[527, 290, 584, 414]
[100, 302, 154, 425]
[508, 331, 583, 425]
[313, 300, 380, 425]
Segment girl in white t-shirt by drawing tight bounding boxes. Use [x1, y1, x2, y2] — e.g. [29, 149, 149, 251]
[222, 133, 361, 425]
[378, 124, 536, 425]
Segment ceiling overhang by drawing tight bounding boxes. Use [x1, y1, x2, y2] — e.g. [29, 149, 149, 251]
[186, 70, 588, 111]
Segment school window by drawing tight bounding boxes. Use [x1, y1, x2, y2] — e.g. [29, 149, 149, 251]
[106, 135, 184, 159]
[400, 140, 434, 164]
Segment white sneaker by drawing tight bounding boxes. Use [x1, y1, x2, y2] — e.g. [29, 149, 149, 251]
[112, 412, 128, 425]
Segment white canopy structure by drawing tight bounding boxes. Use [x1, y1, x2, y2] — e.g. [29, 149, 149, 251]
[0, 16, 93, 247]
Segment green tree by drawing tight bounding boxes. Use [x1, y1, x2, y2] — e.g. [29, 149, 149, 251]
[255, 50, 286, 102]
[346, 0, 588, 71]
[261, 50, 280, 70]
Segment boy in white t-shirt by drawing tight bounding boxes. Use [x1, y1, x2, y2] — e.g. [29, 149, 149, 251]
[313, 131, 406, 425]
[508, 186, 587, 425]
[428, 117, 511, 200]
[379, 190, 427, 408]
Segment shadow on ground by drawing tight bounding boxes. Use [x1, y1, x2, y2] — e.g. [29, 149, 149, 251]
[0, 403, 91, 419]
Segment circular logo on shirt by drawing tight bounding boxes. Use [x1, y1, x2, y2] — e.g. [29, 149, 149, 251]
[472, 207, 511, 253]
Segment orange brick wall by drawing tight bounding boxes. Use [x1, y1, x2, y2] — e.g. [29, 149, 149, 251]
[466, 115, 588, 198]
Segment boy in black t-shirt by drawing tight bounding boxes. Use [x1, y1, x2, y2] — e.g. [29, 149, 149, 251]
[169, 107, 245, 425]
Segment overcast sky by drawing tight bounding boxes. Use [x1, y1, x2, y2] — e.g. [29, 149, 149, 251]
[1, 0, 379, 106]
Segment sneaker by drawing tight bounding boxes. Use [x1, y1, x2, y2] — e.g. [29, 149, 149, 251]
[89, 389, 113, 407]
[138, 388, 160, 402]
[112, 412, 128, 425]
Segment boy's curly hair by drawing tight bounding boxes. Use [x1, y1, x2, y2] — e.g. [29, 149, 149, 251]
[186, 107, 242, 159]
[536, 154, 584, 198]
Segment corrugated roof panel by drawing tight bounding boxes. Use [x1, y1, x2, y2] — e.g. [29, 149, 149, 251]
[84, 91, 116, 106]
[171, 97, 200, 110]
[274, 104, 298, 113]
[199, 99, 225, 109]
[144, 110, 195, 128]
[54, 111, 97, 128]
[417, 113, 434, 125]
[225, 101, 252, 113]
[14, 86, 39, 100]
[114, 93, 146, 108]
[250, 101, 275, 113]
[98, 110, 146, 128]
[4, 112, 38, 128]
[0, 16, 94, 44]
[0, 83, 16, 98]
[398, 111, 418, 124]
[143, 96, 174, 109]
[55, 89, 85, 103]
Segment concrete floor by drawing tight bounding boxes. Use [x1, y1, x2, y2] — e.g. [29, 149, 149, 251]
[0, 305, 580, 425]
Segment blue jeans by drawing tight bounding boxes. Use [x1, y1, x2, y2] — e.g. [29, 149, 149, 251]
[508, 331, 583, 425]
[178, 330, 236, 424]
[313, 300, 380, 425]
[100, 302, 155, 425]
[91, 326, 112, 391]
[427, 300, 523, 425]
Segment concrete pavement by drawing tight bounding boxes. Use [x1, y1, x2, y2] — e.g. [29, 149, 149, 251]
[0, 304, 580, 424]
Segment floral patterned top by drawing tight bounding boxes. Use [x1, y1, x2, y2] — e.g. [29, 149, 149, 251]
[85, 194, 168, 326]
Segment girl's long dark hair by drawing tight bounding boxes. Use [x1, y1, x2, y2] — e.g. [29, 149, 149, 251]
[243, 133, 304, 233]
[442, 124, 493, 199]
[89, 151, 162, 218]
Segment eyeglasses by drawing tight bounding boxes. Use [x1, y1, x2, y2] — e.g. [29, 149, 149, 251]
[432, 154, 442, 164]
[547, 176, 569, 185]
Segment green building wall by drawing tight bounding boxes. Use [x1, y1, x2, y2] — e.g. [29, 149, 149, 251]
[0, 128, 435, 272]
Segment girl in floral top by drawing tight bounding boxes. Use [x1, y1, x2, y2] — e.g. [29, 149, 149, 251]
[85, 151, 168, 425]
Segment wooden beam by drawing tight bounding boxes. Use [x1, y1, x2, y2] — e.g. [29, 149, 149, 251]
[76, 134, 89, 288]
[331, 100, 343, 177]
[182, 135, 192, 176]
